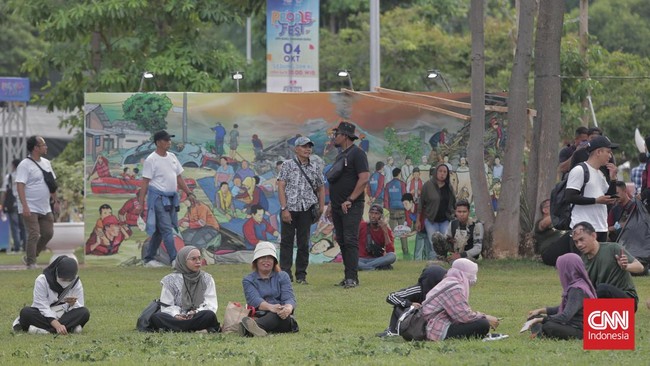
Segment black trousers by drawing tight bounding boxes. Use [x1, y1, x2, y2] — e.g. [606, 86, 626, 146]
[542, 320, 583, 340]
[596, 283, 639, 312]
[445, 318, 490, 340]
[280, 209, 312, 281]
[254, 312, 297, 334]
[388, 306, 407, 333]
[150, 311, 219, 332]
[331, 201, 364, 281]
[19, 306, 90, 333]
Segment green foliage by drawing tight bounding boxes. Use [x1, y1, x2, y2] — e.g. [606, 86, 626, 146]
[383, 127, 422, 161]
[585, 0, 650, 57]
[0, 0, 47, 78]
[51, 159, 84, 222]
[122, 93, 173, 135]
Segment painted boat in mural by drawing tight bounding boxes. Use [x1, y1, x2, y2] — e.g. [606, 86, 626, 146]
[90, 177, 198, 194]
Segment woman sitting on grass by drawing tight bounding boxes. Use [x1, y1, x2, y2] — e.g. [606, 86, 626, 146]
[13, 256, 90, 335]
[422, 258, 500, 341]
[526, 253, 597, 339]
[241, 241, 298, 337]
[150, 246, 220, 333]
[377, 264, 447, 337]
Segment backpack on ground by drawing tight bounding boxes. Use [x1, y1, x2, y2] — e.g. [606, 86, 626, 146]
[549, 162, 589, 230]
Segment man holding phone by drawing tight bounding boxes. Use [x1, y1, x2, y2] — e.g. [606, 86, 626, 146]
[565, 136, 619, 242]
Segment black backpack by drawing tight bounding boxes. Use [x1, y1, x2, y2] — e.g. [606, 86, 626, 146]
[2, 175, 16, 213]
[550, 162, 589, 230]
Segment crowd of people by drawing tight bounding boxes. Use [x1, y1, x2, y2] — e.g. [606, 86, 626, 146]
[6, 124, 649, 342]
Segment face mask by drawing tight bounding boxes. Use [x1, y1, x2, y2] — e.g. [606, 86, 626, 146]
[57, 278, 73, 288]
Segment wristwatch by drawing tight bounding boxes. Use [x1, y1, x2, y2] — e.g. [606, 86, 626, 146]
[281, 206, 287, 211]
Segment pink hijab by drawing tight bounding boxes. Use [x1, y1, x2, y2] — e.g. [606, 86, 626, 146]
[438, 258, 478, 299]
[556, 253, 596, 313]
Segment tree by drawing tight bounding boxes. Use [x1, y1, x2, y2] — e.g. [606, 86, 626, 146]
[492, 0, 535, 258]
[122, 93, 173, 135]
[468, 0, 493, 236]
[526, 0, 565, 230]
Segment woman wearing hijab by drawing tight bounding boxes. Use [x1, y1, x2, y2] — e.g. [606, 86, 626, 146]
[526, 253, 597, 339]
[13, 256, 90, 334]
[149, 246, 220, 332]
[377, 264, 447, 337]
[422, 258, 500, 341]
[241, 241, 298, 337]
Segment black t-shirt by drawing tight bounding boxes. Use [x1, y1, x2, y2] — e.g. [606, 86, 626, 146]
[434, 186, 451, 222]
[329, 144, 369, 207]
[558, 145, 575, 163]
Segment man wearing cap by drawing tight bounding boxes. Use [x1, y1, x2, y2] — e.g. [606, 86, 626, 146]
[277, 136, 325, 284]
[136, 130, 195, 267]
[565, 135, 619, 241]
[85, 215, 132, 255]
[357, 204, 396, 270]
[327, 121, 369, 289]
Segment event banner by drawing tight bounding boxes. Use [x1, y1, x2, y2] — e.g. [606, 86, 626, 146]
[266, 0, 319, 92]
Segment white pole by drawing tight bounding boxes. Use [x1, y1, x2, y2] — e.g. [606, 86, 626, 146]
[369, 0, 380, 90]
[246, 17, 252, 64]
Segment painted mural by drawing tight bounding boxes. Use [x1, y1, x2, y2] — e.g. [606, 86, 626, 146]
[83, 91, 507, 265]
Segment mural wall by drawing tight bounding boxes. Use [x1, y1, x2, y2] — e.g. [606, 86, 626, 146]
[84, 91, 507, 265]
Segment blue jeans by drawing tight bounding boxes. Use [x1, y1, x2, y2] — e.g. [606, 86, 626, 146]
[331, 201, 364, 281]
[413, 231, 434, 260]
[424, 219, 448, 257]
[358, 252, 397, 270]
[145, 197, 178, 263]
[7, 210, 25, 252]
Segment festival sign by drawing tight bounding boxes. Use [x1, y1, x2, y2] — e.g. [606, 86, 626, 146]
[266, 0, 319, 92]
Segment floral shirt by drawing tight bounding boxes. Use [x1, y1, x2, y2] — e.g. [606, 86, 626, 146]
[277, 157, 323, 212]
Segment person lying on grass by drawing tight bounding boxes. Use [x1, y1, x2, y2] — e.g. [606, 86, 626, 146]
[149, 246, 220, 333]
[13, 256, 90, 335]
[527, 253, 597, 339]
[422, 258, 500, 341]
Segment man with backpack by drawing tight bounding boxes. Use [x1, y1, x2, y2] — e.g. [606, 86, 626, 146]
[1, 159, 25, 254]
[565, 136, 618, 241]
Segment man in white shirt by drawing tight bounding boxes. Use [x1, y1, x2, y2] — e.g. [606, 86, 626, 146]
[565, 136, 618, 241]
[136, 130, 195, 267]
[16, 136, 58, 269]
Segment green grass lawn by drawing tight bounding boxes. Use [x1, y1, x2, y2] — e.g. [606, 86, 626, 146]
[0, 258, 647, 365]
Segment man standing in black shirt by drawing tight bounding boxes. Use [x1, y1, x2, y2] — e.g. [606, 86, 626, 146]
[326, 121, 369, 289]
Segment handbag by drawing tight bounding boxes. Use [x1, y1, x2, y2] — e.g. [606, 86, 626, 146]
[325, 151, 347, 184]
[295, 159, 320, 224]
[136, 299, 162, 332]
[28, 157, 58, 193]
[397, 283, 454, 341]
[221, 301, 250, 333]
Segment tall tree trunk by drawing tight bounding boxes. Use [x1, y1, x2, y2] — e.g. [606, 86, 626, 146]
[579, 0, 590, 126]
[492, 0, 536, 258]
[469, 0, 493, 235]
[526, 0, 564, 230]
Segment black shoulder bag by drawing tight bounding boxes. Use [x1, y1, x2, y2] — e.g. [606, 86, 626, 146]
[2, 174, 16, 213]
[27, 157, 58, 193]
[295, 159, 320, 224]
[397, 283, 455, 341]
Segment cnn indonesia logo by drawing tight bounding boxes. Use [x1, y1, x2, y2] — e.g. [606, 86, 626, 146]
[583, 298, 635, 350]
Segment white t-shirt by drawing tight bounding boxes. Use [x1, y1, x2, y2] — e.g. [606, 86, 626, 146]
[566, 162, 610, 232]
[15, 157, 55, 214]
[142, 151, 183, 192]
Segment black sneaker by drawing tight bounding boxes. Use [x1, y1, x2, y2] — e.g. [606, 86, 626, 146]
[334, 279, 346, 286]
[296, 279, 309, 285]
[376, 329, 398, 338]
[343, 279, 358, 289]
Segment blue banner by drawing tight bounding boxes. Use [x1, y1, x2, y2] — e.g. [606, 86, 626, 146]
[0, 77, 30, 102]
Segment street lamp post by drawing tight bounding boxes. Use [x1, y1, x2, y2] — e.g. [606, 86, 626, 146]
[231, 71, 244, 93]
[138, 71, 154, 92]
[337, 69, 354, 91]
[426, 69, 452, 92]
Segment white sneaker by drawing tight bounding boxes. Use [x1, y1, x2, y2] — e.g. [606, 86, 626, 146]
[28, 325, 50, 334]
[144, 260, 166, 268]
[171, 259, 176, 268]
[73, 325, 83, 334]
